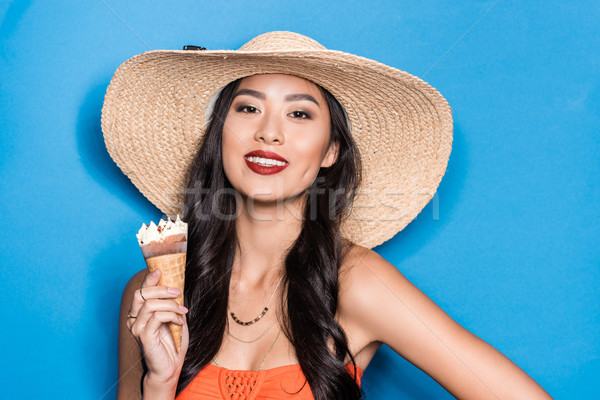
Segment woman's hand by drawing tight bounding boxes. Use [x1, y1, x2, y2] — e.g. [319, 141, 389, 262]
[126, 269, 189, 389]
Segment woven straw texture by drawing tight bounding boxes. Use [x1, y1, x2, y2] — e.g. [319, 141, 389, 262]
[102, 31, 453, 249]
[145, 252, 186, 352]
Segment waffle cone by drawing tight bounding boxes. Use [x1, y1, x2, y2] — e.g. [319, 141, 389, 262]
[145, 252, 186, 352]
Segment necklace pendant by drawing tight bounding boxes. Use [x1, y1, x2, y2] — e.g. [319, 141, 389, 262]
[231, 306, 269, 326]
[228, 274, 284, 327]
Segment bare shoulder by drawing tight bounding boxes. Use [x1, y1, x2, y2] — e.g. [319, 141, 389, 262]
[338, 243, 458, 349]
[338, 244, 409, 328]
[338, 244, 553, 399]
[340, 243, 410, 298]
[336, 244, 408, 367]
[340, 243, 395, 279]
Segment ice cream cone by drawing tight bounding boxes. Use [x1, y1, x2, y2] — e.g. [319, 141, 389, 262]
[145, 252, 186, 352]
[137, 216, 188, 352]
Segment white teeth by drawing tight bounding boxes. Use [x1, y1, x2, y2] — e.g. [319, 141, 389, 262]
[246, 156, 287, 167]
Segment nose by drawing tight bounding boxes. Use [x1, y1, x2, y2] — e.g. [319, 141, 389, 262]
[254, 110, 284, 144]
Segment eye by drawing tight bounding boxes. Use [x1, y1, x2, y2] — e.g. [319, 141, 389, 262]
[289, 110, 311, 119]
[236, 105, 260, 114]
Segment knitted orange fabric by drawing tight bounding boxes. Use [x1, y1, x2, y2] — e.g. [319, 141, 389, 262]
[176, 363, 363, 399]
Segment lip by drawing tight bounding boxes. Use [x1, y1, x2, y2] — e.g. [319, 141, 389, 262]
[243, 150, 288, 163]
[243, 150, 289, 176]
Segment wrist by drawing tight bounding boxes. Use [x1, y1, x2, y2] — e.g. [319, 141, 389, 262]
[142, 372, 178, 400]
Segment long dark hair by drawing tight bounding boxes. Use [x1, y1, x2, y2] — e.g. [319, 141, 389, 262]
[177, 75, 363, 399]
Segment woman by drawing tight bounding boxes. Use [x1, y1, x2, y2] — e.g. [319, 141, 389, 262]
[104, 32, 552, 399]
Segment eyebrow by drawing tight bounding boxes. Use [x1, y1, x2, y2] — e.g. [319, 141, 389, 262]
[234, 89, 320, 107]
[285, 93, 320, 107]
[234, 89, 265, 100]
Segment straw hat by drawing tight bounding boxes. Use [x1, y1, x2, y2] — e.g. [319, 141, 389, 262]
[101, 31, 453, 249]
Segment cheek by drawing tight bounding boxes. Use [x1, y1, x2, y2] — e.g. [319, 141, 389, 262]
[222, 120, 248, 153]
[291, 135, 331, 178]
[221, 127, 244, 177]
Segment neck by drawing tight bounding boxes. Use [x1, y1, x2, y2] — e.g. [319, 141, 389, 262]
[231, 194, 306, 287]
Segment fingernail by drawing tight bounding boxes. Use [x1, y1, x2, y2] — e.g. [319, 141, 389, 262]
[178, 317, 185, 324]
[168, 287, 181, 295]
[151, 269, 160, 277]
[179, 305, 188, 313]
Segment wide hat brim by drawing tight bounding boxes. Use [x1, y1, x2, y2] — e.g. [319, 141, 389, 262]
[101, 32, 453, 249]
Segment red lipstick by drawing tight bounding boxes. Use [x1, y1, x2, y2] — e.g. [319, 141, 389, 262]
[243, 150, 289, 175]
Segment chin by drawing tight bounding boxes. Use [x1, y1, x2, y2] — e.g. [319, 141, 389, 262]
[241, 188, 308, 208]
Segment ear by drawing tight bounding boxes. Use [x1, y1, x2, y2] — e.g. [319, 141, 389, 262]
[321, 140, 339, 168]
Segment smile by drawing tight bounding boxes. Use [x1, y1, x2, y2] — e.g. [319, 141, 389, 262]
[243, 150, 289, 175]
[245, 156, 287, 167]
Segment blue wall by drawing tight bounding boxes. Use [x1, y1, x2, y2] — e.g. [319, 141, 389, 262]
[1, 1, 598, 399]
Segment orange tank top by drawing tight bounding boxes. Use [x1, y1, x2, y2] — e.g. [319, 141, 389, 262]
[176, 363, 363, 400]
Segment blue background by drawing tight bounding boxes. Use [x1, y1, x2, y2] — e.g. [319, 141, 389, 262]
[1, 1, 598, 399]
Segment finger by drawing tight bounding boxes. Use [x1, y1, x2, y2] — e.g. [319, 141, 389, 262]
[139, 299, 188, 317]
[141, 311, 186, 344]
[129, 270, 160, 314]
[127, 314, 146, 343]
[135, 285, 182, 302]
[128, 287, 151, 319]
[130, 285, 183, 321]
[132, 299, 188, 332]
[126, 313, 137, 332]
[180, 314, 190, 356]
[141, 268, 162, 289]
[130, 269, 176, 315]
